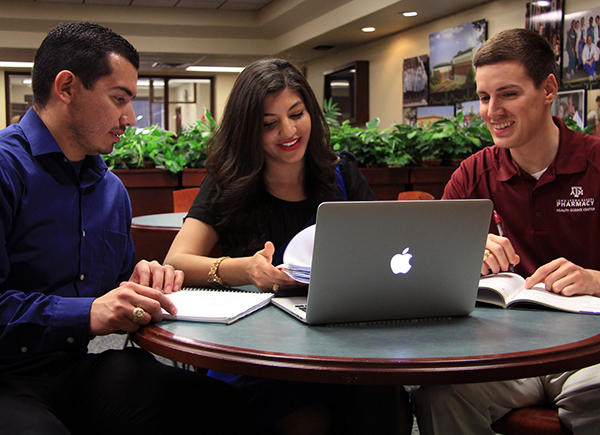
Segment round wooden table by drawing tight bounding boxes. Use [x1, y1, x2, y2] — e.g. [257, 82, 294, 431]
[134, 304, 600, 385]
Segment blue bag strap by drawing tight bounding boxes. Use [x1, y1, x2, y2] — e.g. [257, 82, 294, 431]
[335, 165, 348, 200]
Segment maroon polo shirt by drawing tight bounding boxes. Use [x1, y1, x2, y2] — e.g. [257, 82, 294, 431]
[443, 117, 600, 277]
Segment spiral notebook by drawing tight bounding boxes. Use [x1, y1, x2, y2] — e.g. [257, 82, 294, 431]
[162, 288, 273, 324]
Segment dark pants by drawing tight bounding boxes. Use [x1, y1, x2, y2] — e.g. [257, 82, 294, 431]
[0, 347, 254, 435]
[209, 371, 412, 434]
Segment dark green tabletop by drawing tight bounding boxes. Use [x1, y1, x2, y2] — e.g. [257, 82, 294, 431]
[134, 304, 600, 385]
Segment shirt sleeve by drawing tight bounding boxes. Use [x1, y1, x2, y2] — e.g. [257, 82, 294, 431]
[338, 151, 376, 201]
[0, 155, 92, 362]
[186, 175, 217, 227]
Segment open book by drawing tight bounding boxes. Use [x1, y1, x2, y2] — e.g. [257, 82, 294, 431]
[162, 288, 273, 324]
[477, 273, 600, 314]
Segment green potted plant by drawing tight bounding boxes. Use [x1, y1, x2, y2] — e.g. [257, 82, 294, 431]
[103, 125, 180, 216]
[390, 123, 423, 166]
[103, 124, 182, 172]
[179, 111, 216, 187]
[324, 99, 411, 199]
[415, 112, 492, 166]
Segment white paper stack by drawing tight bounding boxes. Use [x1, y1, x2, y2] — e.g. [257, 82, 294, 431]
[276, 224, 315, 284]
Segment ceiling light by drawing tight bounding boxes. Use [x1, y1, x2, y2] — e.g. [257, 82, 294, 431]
[137, 80, 165, 88]
[0, 61, 34, 68]
[402, 11, 418, 17]
[186, 66, 244, 73]
[362, 27, 376, 33]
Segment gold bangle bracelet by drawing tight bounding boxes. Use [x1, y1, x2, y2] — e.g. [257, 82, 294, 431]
[207, 256, 230, 288]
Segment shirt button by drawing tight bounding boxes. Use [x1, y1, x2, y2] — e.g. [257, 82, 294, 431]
[21, 346, 27, 353]
[67, 337, 75, 344]
[536, 212, 542, 218]
[79, 274, 85, 281]
[82, 230, 86, 237]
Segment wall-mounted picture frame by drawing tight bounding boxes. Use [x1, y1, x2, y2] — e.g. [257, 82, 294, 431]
[403, 55, 429, 107]
[563, 6, 600, 84]
[586, 88, 600, 135]
[455, 99, 481, 126]
[416, 105, 455, 127]
[428, 19, 487, 105]
[552, 89, 586, 129]
[526, 0, 564, 83]
[403, 107, 418, 127]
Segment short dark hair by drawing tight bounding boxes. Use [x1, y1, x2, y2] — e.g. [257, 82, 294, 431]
[473, 28, 556, 88]
[32, 21, 139, 108]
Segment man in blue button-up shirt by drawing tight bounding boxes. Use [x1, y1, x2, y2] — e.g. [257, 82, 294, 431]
[0, 21, 251, 434]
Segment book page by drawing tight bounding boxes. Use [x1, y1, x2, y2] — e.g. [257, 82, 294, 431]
[478, 273, 526, 306]
[512, 286, 600, 314]
[283, 224, 315, 268]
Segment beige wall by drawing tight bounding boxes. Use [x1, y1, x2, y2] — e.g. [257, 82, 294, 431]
[214, 73, 239, 124]
[305, 0, 599, 129]
[1, 0, 598, 130]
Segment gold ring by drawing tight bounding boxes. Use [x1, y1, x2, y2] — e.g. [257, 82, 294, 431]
[272, 284, 280, 292]
[132, 307, 146, 324]
[483, 249, 491, 262]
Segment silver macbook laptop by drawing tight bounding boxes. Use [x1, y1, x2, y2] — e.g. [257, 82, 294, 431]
[272, 199, 493, 324]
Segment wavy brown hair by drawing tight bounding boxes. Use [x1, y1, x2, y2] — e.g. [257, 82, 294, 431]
[205, 58, 339, 256]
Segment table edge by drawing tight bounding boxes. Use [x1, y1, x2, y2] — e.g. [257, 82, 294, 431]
[133, 323, 600, 385]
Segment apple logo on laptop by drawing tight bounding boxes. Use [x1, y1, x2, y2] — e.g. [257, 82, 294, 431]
[390, 247, 413, 274]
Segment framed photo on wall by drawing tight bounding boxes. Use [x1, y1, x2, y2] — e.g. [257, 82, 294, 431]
[416, 105, 455, 127]
[525, 0, 563, 82]
[455, 99, 481, 126]
[428, 19, 487, 105]
[563, 6, 600, 84]
[403, 55, 429, 107]
[552, 89, 586, 129]
[403, 106, 418, 127]
[586, 88, 600, 135]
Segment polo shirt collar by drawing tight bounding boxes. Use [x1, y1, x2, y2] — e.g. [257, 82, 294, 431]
[495, 116, 587, 182]
[551, 116, 587, 176]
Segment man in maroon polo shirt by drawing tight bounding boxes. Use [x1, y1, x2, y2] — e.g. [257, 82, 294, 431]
[412, 28, 600, 435]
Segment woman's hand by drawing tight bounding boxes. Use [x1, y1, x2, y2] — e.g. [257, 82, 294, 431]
[245, 242, 300, 292]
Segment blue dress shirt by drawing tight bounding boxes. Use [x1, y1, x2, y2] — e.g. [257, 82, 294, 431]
[0, 108, 136, 364]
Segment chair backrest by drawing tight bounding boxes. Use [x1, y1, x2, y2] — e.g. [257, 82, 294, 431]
[397, 191, 435, 201]
[173, 187, 200, 213]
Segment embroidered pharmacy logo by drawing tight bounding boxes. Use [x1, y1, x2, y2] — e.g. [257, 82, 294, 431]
[556, 186, 595, 213]
[570, 186, 584, 197]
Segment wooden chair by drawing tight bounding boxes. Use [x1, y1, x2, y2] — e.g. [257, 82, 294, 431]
[397, 190, 435, 200]
[491, 407, 572, 435]
[173, 187, 200, 212]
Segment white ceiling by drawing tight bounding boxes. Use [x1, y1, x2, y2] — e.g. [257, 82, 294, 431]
[0, 0, 492, 73]
[14, 0, 276, 10]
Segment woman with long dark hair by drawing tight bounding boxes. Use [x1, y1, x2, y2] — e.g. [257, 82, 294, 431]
[166, 57, 373, 291]
[165, 58, 407, 435]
